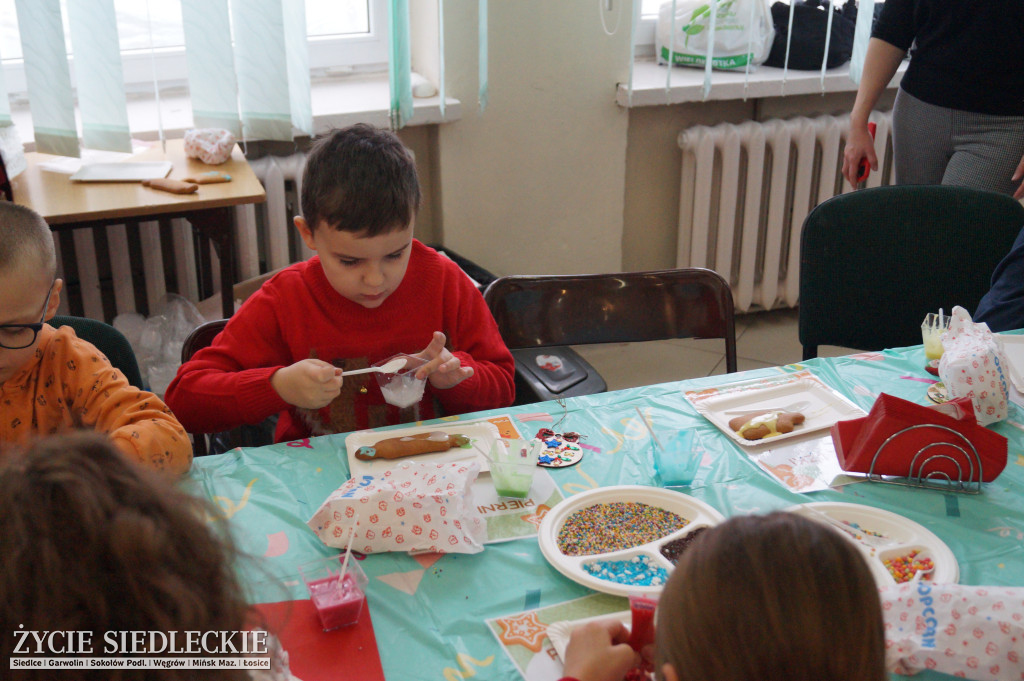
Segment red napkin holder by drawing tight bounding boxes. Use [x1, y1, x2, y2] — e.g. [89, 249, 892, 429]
[831, 393, 1007, 483]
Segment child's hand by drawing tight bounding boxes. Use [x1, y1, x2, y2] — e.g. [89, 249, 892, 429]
[271, 359, 343, 409]
[415, 331, 474, 390]
[561, 619, 641, 681]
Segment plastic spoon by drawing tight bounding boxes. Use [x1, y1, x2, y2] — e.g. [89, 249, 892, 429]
[340, 357, 408, 377]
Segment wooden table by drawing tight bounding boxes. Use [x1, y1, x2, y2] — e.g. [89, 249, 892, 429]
[11, 139, 266, 320]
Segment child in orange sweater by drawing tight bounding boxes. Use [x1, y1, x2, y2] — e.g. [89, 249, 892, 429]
[0, 202, 192, 475]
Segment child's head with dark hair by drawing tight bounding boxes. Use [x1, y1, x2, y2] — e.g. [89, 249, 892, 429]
[656, 511, 886, 681]
[294, 124, 423, 309]
[300, 123, 421, 236]
[0, 433, 250, 680]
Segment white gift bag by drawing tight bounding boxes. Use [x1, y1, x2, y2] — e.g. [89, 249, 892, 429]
[656, 0, 775, 70]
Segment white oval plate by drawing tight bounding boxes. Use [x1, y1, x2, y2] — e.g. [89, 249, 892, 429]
[538, 485, 725, 597]
[787, 501, 959, 587]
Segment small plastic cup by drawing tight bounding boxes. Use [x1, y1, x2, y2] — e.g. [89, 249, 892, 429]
[654, 430, 702, 487]
[921, 313, 951, 361]
[489, 438, 540, 498]
[375, 353, 428, 408]
[297, 554, 368, 631]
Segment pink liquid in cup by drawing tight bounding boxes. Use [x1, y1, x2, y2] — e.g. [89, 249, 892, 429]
[308, 572, 366, 631]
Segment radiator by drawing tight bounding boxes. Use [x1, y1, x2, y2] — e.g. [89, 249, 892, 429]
[676, 112, 894, 313]
[57, 152, 310, 322]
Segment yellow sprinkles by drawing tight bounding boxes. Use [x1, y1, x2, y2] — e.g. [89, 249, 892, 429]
[557, 502, 689, 556]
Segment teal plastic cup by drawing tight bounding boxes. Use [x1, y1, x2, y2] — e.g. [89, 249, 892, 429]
[654, 430, 702, 486]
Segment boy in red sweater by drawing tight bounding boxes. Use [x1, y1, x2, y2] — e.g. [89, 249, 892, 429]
[165, 124, 515, 442]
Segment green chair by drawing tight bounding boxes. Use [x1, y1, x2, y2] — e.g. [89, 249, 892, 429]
[50, 314, 145, 390]
[798, 185, 1024, 360]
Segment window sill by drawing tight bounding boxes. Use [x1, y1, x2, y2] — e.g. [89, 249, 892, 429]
[617, 58, 908, 107]
[10, 73, 461, 149]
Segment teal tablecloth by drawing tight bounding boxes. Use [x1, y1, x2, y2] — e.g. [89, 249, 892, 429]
[185, 345, 1024, 681]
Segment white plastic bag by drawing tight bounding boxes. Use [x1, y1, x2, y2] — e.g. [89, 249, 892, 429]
[656, 0, 775, 70]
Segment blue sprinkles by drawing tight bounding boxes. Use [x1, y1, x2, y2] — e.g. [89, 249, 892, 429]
[583, 554, 668, 587]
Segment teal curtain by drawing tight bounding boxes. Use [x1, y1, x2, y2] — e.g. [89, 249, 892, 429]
[849, 0, 875, 84]
[231, 0, 295, 141]
[0, 43, 10, 127]
[14, 0, 79, 157]
[66, 0, 132, 152]
[181, 0, 242, 137]
[283, 0, 313, 136]
[388, 0, 413, 129]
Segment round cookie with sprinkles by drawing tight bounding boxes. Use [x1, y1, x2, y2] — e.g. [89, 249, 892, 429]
[556, 501, 690, 557]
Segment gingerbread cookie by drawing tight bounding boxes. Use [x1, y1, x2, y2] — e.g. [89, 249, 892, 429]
[142, 178, 199, 194]
[354, 431, 469, 461]
[728, 411, 805, 441]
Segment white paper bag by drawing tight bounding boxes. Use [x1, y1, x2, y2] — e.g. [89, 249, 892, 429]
[308, 461, 487, 555]
[881, 582, 1024, 680]
[938, 306, 1010, 426]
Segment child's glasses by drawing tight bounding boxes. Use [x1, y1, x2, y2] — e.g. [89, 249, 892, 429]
[0, 282, 55, 349]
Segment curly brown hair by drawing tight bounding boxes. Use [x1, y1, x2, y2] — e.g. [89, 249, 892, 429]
[0, 433, 251, 680]
[656, 512, 886, 681]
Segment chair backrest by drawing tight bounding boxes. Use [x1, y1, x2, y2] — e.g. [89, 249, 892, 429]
[483, 267, 738, 373]
[180, 319, 229, 456]
[50, 315, 144, 390]
[798, 185, 1024, 360]
[181, 319, 228, 364]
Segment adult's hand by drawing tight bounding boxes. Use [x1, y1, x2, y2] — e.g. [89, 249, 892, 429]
[843, 123, 878, 188]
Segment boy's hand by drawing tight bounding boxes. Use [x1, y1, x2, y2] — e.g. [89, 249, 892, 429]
[271, 359, 343, 409]
[415, 331, 474, 390]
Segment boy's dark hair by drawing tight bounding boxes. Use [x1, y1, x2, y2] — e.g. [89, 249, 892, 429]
[300, 123, 421, 236]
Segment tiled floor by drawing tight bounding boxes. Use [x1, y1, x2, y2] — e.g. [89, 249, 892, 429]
[571, 307, 859, 391]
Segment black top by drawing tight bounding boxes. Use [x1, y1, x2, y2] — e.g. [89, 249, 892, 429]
[872, 0, 1024, 115]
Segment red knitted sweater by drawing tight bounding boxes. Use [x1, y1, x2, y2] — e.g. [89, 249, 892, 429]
[165, 240, 515, 441]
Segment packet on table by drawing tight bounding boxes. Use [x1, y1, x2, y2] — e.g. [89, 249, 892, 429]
[308, 460, 487, 555]
[938, 306, 1010, 426]
[881, 582, 1024, 680]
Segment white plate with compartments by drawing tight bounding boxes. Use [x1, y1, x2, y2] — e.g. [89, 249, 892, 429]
[787, 501, 958, 587]
[685, 370, 867, 447]
[345, 421, 500, 479]
[537, 485, 725, 597]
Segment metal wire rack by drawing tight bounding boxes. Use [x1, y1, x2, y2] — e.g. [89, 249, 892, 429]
[866, 424, 982, 494]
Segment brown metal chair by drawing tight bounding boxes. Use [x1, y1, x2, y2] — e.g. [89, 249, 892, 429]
[179, 318, 273, 456]
[483, 268, 738, 403]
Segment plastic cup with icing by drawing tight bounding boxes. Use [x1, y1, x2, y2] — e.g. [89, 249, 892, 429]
[375, 353, 428, 408]
[297, 554, 368, 631]
[921, 313, 951, 361]
[488, 438, 540, 498]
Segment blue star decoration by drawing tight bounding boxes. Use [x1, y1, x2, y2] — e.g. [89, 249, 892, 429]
[538, 453, 556, 464]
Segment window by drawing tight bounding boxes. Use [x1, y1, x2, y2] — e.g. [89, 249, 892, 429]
[0, 0, 388, 96]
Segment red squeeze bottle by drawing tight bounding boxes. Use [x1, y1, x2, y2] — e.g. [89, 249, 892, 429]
[627, 595, 658, 653]
[856, 121, 878, 186]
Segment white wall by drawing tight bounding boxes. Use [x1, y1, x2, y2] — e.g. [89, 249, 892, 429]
[435, 1, 632, 277]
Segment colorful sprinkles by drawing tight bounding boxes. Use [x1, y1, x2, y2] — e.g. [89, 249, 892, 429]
[557, 502, 689, 556]
[583, 555, 669, 587]
[842, 521, 887, 541]
[659, 526, 708, 565]
[883, 549, 934, 583]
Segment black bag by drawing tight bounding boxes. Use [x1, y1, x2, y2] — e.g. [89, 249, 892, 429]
[764, 0, 855, 70]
